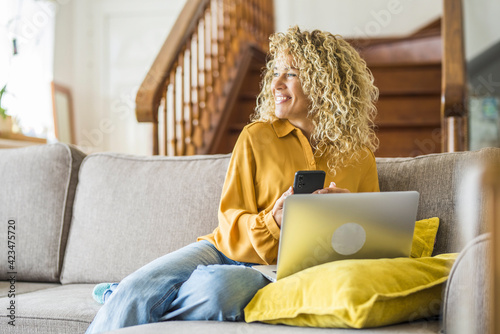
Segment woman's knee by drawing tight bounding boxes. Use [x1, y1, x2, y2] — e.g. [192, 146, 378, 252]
[177, 264, 269, 321]
[195, 264, 267, 293]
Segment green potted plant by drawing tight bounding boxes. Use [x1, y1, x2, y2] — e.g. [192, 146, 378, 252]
[0, 84, 7, 118]
[0, 84, 13, 134]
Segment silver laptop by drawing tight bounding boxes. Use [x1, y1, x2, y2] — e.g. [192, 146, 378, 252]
[253, 191, 419, 282]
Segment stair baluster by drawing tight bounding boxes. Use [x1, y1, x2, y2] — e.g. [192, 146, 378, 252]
[136, 0, 273, 155]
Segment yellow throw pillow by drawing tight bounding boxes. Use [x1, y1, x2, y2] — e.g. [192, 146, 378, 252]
[411, 217, 439, 258]
[245, 253, 457, 329]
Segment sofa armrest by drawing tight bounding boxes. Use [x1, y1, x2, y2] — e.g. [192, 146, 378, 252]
[442, 233, 491, 334]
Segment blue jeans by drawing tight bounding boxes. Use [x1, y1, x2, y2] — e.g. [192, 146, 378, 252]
[85, 240, 270, 333]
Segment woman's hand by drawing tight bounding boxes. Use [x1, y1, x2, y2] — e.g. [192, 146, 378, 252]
[272, 186, 294, 228]
[272, 183, 349, 228]
[312, 182, 350, 194]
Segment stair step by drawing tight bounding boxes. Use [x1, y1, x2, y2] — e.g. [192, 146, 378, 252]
[375, 127, 442, 157]
[227, 122, 249, 132]
[240, 69, 263, 94]
[249, 57, 266, 71]
[239, 93, 259, 100]
[372, 65, 441, 95]
[375, 95, 441, 125]
[377, 122, 440, 128]
[211, 50, 266, 154]
[368, 61, 441, 68]
[360, 35, 441, 65]
[227, 99, 256, 124]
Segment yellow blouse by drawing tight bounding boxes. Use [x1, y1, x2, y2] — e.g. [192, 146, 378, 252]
[198, 119, 380, 265]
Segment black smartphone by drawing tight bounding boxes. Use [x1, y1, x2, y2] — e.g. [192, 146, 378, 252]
[293, 170, 326, 194]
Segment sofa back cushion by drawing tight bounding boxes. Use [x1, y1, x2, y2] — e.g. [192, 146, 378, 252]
[61, 153, 231, 284]
[61, 147, 499, 283]
[376, 147, 500, 255]
[0, 143, 85, 281]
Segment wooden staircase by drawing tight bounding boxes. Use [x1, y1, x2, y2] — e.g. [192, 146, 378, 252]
[349, 0, 467, 157]
[211, 48, 265, 153]
[353, 19, 443, 157]
[135, 0, 273, 155]
[136, 0, 467, 157]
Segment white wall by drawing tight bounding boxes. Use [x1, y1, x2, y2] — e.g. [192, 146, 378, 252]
[463, 0, 500, 60]
[54, 0, 186, 155]
[274, 0, 442, 37]
[53, 0, 73, 88]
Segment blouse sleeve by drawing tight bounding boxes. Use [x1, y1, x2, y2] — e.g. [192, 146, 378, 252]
[212, 128, 281, 265]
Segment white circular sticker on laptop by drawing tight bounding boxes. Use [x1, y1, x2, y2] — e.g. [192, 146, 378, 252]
[331, 222, 366, 255]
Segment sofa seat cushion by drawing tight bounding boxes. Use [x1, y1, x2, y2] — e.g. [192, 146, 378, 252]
[0, 281, 60, 298]
[61, 153, 231, 283]
[104, 319, 441, 333]
[0, 284, 99, 333]
[0, 143, 86, 282]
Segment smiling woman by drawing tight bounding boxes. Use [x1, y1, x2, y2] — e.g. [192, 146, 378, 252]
[85, 26, 380, 333]
[252, 26, 379, 176]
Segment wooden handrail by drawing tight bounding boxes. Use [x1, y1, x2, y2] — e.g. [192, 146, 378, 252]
[441, 0, 468, 152]
[136, 0, 210, 123]
[136, 0, 274, 155]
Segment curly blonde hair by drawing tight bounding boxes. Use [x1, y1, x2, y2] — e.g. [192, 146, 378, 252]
[251, 26, 379, 174]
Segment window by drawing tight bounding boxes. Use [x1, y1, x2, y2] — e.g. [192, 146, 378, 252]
[0, 0, 55, 140]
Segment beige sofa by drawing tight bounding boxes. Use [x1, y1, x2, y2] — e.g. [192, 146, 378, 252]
[0, 143, 496, 334]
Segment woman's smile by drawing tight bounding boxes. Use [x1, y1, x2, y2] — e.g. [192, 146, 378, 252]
[274, 93, 291, 104]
